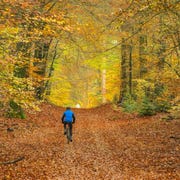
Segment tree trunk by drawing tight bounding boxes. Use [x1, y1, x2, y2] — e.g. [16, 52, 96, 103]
[102, 69, 106, 103]
[119, 38, 132, 103]
[139, 35, 147, 78]
[14, 42, 31, 78]
[158, 15, 166, 70]
[44, 40, 59, 96]
[129, 43, 133, 95]
[34, 40, 51, 99]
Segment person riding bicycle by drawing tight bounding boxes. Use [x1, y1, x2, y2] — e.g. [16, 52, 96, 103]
[61, 107, 75, 142]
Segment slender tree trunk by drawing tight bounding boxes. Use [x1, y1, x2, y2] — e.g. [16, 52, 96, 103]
[139, 35, 147, 78]
[129, 43, 133, 95]
[119, 38, 127, 103]
[86, 80, 89, 107]
[45, 40, 59, 95]
[102, 69, 106, 103]
[158, 15, 166, 70]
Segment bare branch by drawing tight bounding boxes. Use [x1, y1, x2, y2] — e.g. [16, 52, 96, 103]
[0, 156, 24, 165]
[45, 0, 59, 13]
[104, 12, 161, 52]
[106, 0, 135, 27]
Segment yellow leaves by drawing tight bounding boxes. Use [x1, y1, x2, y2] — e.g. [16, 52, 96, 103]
[42, 25, 59, 37]
[28, 14, 71, 37]
[30, 14, 65, 27]
[133, 79, 155, 99]
[43, 25, 53, 36]
[0, 27, 19, 39]
[38, 16, 65, 25]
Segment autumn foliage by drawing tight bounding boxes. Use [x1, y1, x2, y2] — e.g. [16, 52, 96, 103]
[1, 2, 180, 179]
[0, 1, 179, 114]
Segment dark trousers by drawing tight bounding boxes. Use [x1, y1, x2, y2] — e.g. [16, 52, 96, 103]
[64, 122, 73, 137]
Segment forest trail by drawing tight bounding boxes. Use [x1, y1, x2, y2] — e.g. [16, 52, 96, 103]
[0, 103, 179, 180]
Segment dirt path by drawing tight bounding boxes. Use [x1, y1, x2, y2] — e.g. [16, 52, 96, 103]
[0, 104, 180, 179]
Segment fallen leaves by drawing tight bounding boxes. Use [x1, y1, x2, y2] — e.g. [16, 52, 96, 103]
[0, 103, 179, 179]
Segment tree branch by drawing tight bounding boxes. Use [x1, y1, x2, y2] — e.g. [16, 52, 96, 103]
[0, 156, 24, 165]
[164, 60, 180, 77]
[104, 12, 161, 52]
[45, 0, 59, 13]
[106, 0, 135, 27]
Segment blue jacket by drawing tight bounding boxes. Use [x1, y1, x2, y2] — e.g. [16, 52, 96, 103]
[62, 109, 75, 123]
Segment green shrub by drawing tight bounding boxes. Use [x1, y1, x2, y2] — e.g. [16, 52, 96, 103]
[167, 104, 180, 120]
[154, 100, 171, 112]
[138, 97, 156, 116]
[122, 95, 138, 113]
[6, 100, 26, 119]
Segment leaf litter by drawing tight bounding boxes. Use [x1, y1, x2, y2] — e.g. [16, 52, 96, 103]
[0, 103, 179, 179]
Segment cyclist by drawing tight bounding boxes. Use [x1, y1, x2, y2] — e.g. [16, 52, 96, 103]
[61, 107, 75, 142]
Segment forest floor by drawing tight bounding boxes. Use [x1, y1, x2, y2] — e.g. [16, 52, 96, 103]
[0, 103, 180, 180]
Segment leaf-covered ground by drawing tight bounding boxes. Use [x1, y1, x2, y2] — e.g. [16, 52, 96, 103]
[0, 103, 179, 179]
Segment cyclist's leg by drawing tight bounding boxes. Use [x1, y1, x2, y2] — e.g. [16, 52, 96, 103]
[64, 122, 67, 135]
[69, 123, 73, 141]
[66, 124, 70, 143]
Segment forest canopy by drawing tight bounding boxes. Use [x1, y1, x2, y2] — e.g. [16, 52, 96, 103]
[0, 0, 179, 116]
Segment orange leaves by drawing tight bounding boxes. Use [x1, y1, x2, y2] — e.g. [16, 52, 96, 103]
[0, 103, 179, 179]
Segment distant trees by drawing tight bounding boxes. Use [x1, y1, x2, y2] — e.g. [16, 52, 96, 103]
[113, 0, 180, 113]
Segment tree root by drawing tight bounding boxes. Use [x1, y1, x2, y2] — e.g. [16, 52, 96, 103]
[0, 156, 24, 165]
